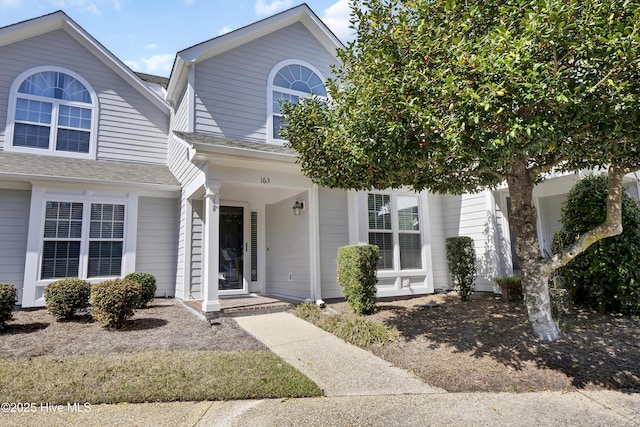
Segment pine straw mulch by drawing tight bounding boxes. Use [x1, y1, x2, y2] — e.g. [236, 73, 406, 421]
[325, 293, 640, 393]
[0, 298, 266, 359]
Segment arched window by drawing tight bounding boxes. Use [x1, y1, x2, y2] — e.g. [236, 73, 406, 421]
[268, 61, 326, 145]
[7, 67, 97, 158]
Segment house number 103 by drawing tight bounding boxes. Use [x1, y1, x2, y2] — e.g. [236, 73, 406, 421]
[260, 177, 271, 184]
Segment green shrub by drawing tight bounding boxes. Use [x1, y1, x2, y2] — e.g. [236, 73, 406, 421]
[319, 315, 398, 347]
[336, 245, 379, 315]
[124, 272, 156, 308]
[0, 283, 17, 331]
[554, 174, 640, 315]
[446, 236, 477, 301]
[294, 301, 323, 323]
[90, 278, 141, 328]
[44, 278, 91, 320]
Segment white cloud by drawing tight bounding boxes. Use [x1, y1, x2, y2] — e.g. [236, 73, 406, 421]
[113, 0, 122, 11]
[218, 25, 234, 36]
[48, 0, 102, 15]
[144, 43, 158, 49]
[321, 0, 355, 43]
[125, 53, 174, 76]
[0, 0, 23, 9]
[254, 0, 292, 17]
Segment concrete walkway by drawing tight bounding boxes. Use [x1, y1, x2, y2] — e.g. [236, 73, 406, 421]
[234, 312, 445, 396]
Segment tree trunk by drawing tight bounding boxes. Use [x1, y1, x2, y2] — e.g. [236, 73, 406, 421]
[506, 160, 561, 342]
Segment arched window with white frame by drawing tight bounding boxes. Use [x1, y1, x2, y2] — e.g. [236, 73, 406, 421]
[267, 60, 327, 145]
[5, 66, 97, 159]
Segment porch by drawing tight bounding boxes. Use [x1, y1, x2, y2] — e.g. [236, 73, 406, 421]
[183, 294, 297, 319]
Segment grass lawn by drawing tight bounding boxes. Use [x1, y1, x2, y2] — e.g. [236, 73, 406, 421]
[0, 299, 322, 404]
[0, 350, 321, 404]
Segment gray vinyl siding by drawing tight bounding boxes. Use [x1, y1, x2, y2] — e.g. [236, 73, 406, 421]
[318, 188, 349, 299]
[0, 29, 168, 163]
[189, 199, 204, 299]
[0, 189, 30, 305]
[135, 197, 179, 297]
[193, 22, 337, 142]
[443, 191, 496, 291]
[171, 83, 190, 132]
[266, 193, 311, 300]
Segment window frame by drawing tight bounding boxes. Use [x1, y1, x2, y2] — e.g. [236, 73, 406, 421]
[367, 191, 425, 272]
[266, 59, 327, 145]
[4, 66, 98, 159]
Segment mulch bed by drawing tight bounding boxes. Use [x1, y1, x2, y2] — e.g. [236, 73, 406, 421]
[0, 298, 266, 359]
[325, 293, 640, 393]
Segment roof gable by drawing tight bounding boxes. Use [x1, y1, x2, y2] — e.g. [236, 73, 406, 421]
[0, 11, 170, 115]
[166, 4, 343, 104]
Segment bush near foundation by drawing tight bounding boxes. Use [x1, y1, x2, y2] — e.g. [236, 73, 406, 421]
[124, 272, 156, 308]
[0, 283, 17, 331]
[44, 278, 91, 320]
[554, 174, 640, 315]
[90, 278, 141, 328]
[336, 245, 379, 315]
[446, 236, 477, 301]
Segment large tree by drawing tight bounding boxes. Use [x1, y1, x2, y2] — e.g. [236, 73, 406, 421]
[283, 0, 640, 341]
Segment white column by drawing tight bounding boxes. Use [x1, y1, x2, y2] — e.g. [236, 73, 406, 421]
[202, 180, 221, 312]
[309, 185, 322, 300]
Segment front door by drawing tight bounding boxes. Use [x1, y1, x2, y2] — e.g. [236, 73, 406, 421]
[219, 205, 247, 293]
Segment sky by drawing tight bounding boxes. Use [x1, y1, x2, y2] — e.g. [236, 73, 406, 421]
[0, 0, 355, 77]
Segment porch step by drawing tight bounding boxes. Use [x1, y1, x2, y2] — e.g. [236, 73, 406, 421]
[182, 295, 296, 322]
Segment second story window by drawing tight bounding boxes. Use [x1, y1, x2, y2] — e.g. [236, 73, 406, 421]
[7, 67, 96, 158]
[268, 61, 326, 145]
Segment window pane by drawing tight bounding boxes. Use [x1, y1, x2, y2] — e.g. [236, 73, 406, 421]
[56, 129, 90, 153]
[291, 81, 312, 93]
[88, 241, 123, 277]
[41, 241, 80, 279]
[397, 196, 420, 231]
[399, 234, 421, 269]
[273, 115, 283, 139]
[368, 194, 391, 230]
[58, 105, 91, 129]
[16, 98, 52, 124]
[369, 232, 393, 270]
[42, 201, 83, 238]
[13, 123, 50, 149]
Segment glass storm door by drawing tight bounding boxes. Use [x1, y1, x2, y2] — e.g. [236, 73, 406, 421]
[219, 206, 246, 292]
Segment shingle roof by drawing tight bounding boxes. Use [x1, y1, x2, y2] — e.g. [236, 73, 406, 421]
[136, 72, 170, 89]
[174, 131, 298, 156]
[0, 151, 180, 188]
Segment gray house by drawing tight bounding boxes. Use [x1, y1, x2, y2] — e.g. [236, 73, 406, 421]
[3, 5, 637, 311]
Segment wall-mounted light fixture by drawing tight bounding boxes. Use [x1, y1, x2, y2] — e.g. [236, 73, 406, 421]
[292, 198, 305, 216]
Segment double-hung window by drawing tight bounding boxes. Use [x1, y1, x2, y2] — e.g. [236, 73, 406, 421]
[9, 68, 96, 158]
[268, 61, 326, 144]
[41, 201, 125, 280]
[368, 193, 423, 271]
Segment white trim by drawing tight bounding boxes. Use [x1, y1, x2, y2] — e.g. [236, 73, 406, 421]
[309, 184, 322, 300]
[4, 66, 98, 159]
[21, 185, 138, 307]
[201, 180, 221, 312]
[266, 59, 328, 145]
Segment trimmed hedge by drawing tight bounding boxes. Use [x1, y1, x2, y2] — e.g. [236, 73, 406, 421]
[446, 236, 477, 301]
[0, 283, 17, 331]
[124, 272, 156, 308]
[336, 245, 378, 315]
[90, 278, 142, 328]
[44, 278, 91, 320]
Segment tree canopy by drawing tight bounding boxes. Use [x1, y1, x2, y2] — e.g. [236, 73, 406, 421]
[284, 0, 640, 192]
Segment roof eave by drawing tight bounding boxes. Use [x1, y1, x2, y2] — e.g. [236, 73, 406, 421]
[0, 172, 181, 192]
[191, 142, 298, 163]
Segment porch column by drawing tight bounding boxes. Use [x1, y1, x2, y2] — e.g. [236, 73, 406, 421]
[309, 184, 322, 300]
[202, 180, 221, 312]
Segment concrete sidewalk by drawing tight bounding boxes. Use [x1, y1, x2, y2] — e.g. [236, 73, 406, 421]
[234, 312, 445, 396]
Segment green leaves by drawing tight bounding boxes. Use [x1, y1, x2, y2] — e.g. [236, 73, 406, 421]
[283, 0, 640, 194]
